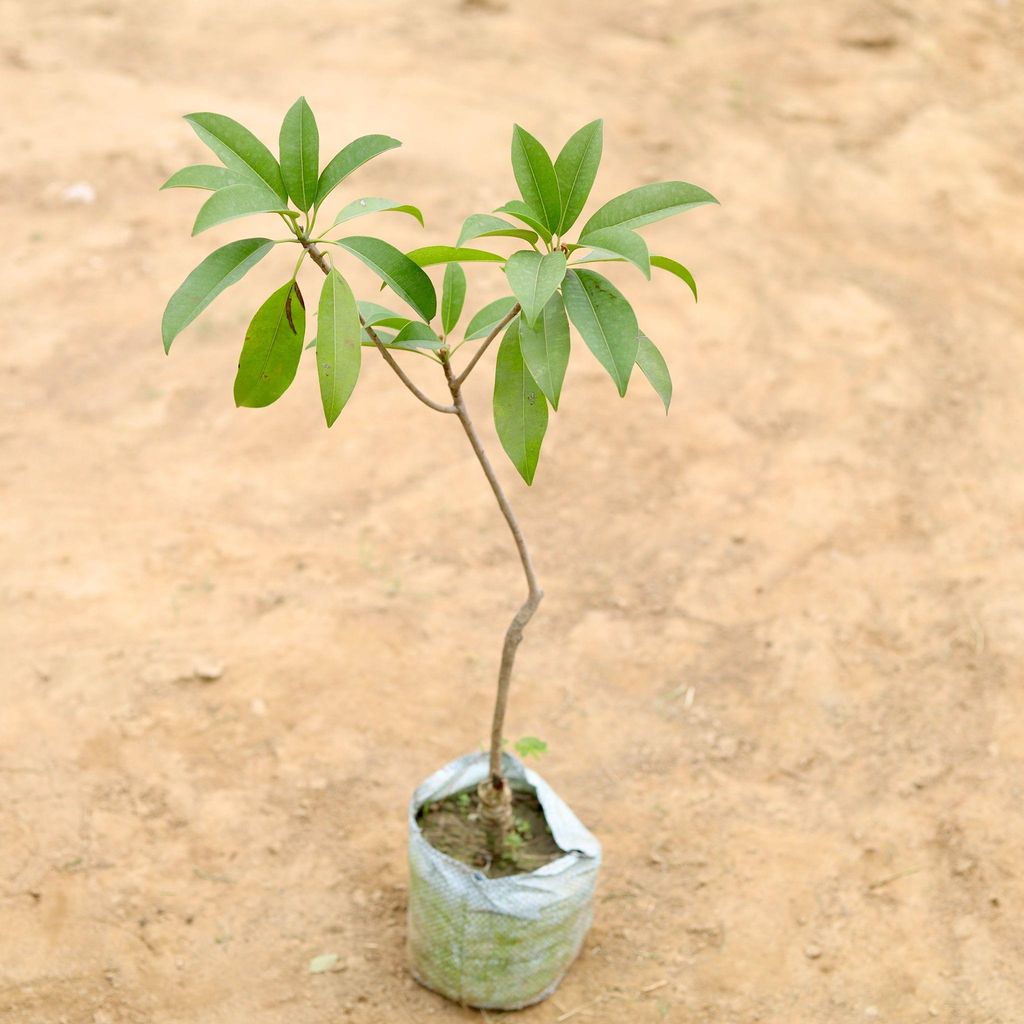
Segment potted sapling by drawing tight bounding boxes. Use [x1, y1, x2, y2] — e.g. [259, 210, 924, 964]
[160, 98, 716, 1010]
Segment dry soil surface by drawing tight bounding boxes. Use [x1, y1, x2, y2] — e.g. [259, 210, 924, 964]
[3, 1, 1024, 1022]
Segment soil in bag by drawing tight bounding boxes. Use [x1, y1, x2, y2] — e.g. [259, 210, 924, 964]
[417, 787, 563, 879]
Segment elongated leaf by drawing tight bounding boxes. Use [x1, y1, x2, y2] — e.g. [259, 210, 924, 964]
[441, 263, 466, 336]
[494, 201, 553, 245]
[333, 236, 436, 321]
[358, 328, 396, 347]
[406, 245, 505, 268]
[317, 269, 361, 427]
[493, 319, 548, 485]
[562, 268, 638, 396]
[391, 321, 444, 350]
[184, 112, 287, 202]
[160, 164, 239, 191]
[457, 213, 538, 247]
[233, 281, 305, 407]
[162, 237, 274, 352]
[357, 300, 411, 329]
[554, 119, 603, 235]
[464, 296, 518, 341]
[636, 332, 672, 413]
[651, 255, 698, 301]
[577, 226, 650, 277]
[316, 134, 401, 208]
[191, 183, 293, 235]
[332, 197, 424, 227]
[580, 181, 718, 237]
[511, 125, 561, 233]
[519, 292, 570, 410]
[279, 97, 319, 213]
[504, 250, 567, 326]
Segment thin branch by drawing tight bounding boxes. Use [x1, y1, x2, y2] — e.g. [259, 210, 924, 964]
[453, 303, 521, 390]
[298, 236, 456, 415]
[443, 357, 543, 783]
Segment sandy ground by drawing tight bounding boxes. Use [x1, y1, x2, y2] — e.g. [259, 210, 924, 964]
[3, 0, 1024, 1021]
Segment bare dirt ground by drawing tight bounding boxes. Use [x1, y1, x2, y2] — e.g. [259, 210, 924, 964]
[3, 1, 1024, 1021]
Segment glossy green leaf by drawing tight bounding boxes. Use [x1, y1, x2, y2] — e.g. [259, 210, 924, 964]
[233, 281, 305, 407]
[493, 319, 548, 485]
[636, 332, 672, 413]
[441, 263, 467, 336]
[279, 97, 319, 213]
[357, 301, 411, 330]
[333, 236, 436, 321]
[184, 112, 287, 202]
[577, 226, 650, 277]
[457, 213, 538, 247]
[160, 164, 239, 191]
[511, 125, 561, 233]
[391, 321, 444, 350]
[162, 237, 274, 353]
[580, 181, 718, 237]
[651, 255, 698, 302]
[464, 296, 518, 341]
[331, 197, 424, 227]
[494, 201, 553, 245]
[316, 134, 401, 208]
[519, 292, 570, 410]
[554, 119, 603, 235]
[191, 183, 294, 235]
[358, 327, 396, 347]
[562, 268, 638, 396]
[317, 268, 361, 427]
[503, 250, 567, 326]
[405, 245, 505, 268]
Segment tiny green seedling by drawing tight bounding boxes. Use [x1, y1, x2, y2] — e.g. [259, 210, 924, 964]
[161, 98, 716, 844]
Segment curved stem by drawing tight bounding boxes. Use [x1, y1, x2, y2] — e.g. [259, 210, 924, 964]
[296, 235, 456, 415]
[453, 303, 520, 390]
[442, 357, 543, 785]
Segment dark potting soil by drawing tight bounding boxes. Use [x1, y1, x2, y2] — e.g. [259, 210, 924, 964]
[417, 787, 564, 879]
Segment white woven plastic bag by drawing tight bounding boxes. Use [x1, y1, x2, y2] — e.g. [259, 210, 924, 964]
[407, 752, 602, 1010]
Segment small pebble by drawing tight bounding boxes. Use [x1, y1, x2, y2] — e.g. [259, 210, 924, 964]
[194, 660, 224, 682]
[62, 182, 97, 204]
[804, 944, 823, 960]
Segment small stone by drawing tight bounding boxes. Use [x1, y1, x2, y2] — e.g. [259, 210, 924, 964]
[864, 1008, 879, 1019]
[194, 660, 224, 682]
[250, 697, 267, 716]
[62, 182, 97, 204]
[804, 944, 823, 960]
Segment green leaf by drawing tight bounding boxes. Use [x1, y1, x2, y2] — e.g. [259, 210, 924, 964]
[160, 164, 239, 191]
[390, 321, 444, 350]
[519, 292, 570, 410]
[358, 327, 396, 347]
[279, 97, 319, 213]
[580, 181, 718, 237]
[333, 236, 436, 321]
[554, 119, 603, 235]
[191, 183, 294, 236]
[233, 281, 305, 408]
[357, 300, 411, 330]
[464, 296, 518, 341]
[441, 263, 467, 336]
[316, 268, 361, 427]
[405, 245, 505, 268]
[494, 201, 553, 245]
[562, 268, 638, 396]
[577, 227, 650, 277]
[503, 250, 567, 326]
[162, 237, 274, 353]
[513, 736, 548, 759]
[493, 319, 548, 485]
[457, 214, 538, 247]
[635, 332, 672, 413]
[651, 255, 698, 301]
[332, 197, 424, 227]
[511, 125, 561, 233]
[316, 134, 401, 208]
[184, 112, 287, 202]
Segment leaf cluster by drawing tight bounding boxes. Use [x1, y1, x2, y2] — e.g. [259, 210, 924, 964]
[161, 101, 716, 478]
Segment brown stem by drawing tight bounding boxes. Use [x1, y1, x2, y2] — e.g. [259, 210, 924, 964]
[442, 357, 544, 789]
[453, 303, 520, 390]
[300, 237, 456, 415]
